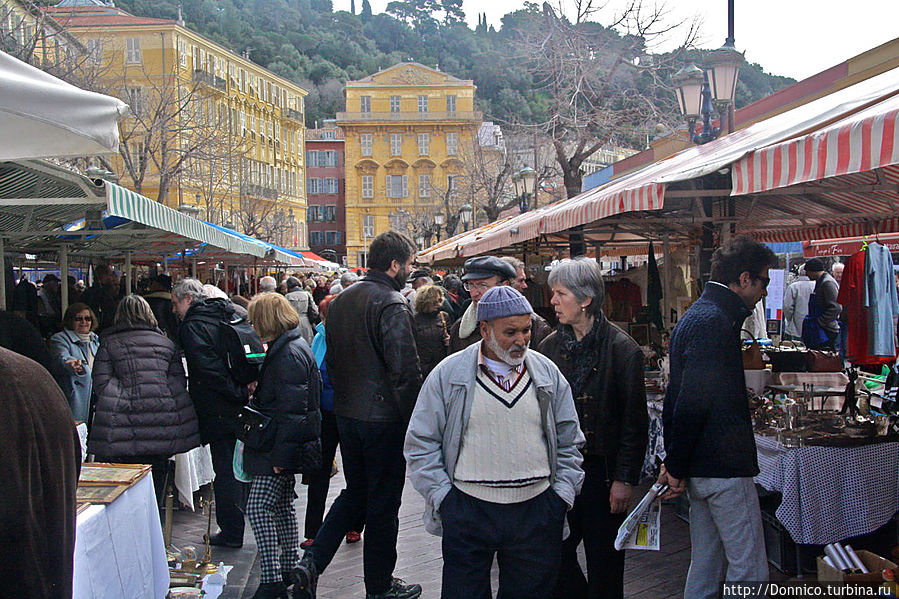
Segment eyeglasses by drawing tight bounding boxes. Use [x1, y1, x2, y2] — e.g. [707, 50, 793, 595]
[74, 315, 93, 322]
[463, 281, 493, 292]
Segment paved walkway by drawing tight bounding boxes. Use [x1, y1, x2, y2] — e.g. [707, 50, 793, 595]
[171, 456, 783, 599]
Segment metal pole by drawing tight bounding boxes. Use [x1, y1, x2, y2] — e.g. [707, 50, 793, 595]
[125, 251, 132, 295]
[726, 0, 735, 45]
[0, 237, 6, 310]
[60, 245, 69, 315]
[663, 233, 672, 331]
[192, 258, 197, 279]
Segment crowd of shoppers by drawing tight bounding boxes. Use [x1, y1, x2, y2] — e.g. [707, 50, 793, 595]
[5, 233, 858, 599]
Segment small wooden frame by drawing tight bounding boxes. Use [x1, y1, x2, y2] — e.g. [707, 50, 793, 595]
[79, 463, 151, 486]
[76, 484, 128, 504]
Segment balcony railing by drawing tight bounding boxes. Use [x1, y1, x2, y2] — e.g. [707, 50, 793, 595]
[193, 69, 227, 92]
[285, 108, 304, 122]
[336, 110, 482, 123]
[241, 183, 278, 200]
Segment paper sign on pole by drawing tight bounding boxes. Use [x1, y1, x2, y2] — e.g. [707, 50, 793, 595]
[765, 269, 785, 321]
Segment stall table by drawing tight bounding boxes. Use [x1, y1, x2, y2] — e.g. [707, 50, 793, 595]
[755, 433, 899, 545]
[73, 472, 169, 598]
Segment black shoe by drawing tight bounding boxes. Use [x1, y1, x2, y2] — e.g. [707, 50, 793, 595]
[365, 578, 422, 599]
[291, 554, 319, 599]
[204, 532, 243, 548]
[251, 581, 288, 599]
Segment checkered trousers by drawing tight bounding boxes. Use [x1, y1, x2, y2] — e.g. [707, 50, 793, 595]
[246, 473, 300, 583]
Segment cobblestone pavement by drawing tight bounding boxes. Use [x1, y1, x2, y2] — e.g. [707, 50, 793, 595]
[169, 455, 785, 599]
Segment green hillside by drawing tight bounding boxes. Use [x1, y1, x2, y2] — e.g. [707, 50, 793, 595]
[113, 0, 795, 138]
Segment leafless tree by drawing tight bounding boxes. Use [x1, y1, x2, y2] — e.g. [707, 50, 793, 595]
[516, 0, 698, 198]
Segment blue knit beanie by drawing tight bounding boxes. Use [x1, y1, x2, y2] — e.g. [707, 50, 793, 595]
[476, 285, 533, 321]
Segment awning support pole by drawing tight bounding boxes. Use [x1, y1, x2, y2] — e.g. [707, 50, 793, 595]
[125, 251, 132, 295]
[0, 237, 6, 310]
[663, 233, 672, 331]
[192, 258, 197, 279]
[60, 245, 69, 315]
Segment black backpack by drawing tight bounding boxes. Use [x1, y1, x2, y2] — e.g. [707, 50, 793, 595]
[218, 314, 266, 385]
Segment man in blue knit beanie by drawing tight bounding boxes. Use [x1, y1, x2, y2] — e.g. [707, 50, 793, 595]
[405, 285, 585, 599]
[659, 236, 777, 598]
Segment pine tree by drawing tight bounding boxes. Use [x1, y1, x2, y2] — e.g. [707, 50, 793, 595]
[350, 0, 355, 14]
[360, 0, 372, 20]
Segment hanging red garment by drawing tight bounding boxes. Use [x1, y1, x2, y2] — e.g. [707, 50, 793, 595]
[837, 250, 896, 366]
[606, 278, 643, 322]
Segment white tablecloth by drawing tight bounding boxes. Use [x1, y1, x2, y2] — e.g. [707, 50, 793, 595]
[175, 445, 215, 510]
[73, 473, 170, 598]
[755, 433, 899, 545]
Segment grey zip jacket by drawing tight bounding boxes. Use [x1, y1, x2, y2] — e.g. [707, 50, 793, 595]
[404, 342, 585, 536]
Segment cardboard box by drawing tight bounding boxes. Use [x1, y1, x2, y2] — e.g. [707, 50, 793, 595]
[817, 549, 897, 583]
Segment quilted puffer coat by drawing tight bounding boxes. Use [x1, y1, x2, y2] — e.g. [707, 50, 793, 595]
[88, 323, 200, 457]
[242, 326, 322, 476]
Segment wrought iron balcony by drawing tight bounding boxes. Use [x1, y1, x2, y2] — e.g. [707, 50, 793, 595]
[240, 183, 278, 200]
[336, 110, 482, 123]
[193, 69, 227, 92]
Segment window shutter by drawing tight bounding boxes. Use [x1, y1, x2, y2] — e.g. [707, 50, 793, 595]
[385, 175, 391, 198]
[402, 175, 408, 198]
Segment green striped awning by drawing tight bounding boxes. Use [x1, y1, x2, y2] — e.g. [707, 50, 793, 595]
[105, 183, 266, 259]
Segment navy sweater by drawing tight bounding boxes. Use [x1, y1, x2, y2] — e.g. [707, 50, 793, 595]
[663, 282, 759, 480]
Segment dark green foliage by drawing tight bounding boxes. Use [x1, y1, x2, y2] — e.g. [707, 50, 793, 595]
[113, 0, 794, 130]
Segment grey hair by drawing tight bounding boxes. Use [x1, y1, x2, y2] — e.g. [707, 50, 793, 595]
[172, 277, 206, 302]
[547, 257, 605, 317]
[340, 271, 359, 287]
[329, 283, 343, 295]
[203, 284, 228, 300]
[501, 256, 525, 272]
[114, 294, 158, 328]
[259, 276, 277, 292]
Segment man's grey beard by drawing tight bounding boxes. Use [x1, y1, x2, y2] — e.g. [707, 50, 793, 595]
[484, 329, 527, 366]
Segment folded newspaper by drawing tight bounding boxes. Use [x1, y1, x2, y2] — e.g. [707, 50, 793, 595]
[614, 482, 668, 551]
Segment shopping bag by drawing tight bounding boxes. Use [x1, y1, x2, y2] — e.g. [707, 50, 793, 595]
[233, 440, 251, 483]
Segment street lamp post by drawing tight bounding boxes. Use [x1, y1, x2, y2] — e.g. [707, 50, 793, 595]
[433, 212, 445, 242]
[512, 167, 538, 213]
[672, 0, 742, 145]
[459, 203, 473, 232]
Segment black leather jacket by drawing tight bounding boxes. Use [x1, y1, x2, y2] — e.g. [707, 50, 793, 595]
[325, 270, 423, 423]
[179, 297, 249, 442]
[538, 314, 648, 485]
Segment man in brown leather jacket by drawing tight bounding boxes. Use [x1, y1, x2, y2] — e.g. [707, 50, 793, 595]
[293, 231, 423, 599]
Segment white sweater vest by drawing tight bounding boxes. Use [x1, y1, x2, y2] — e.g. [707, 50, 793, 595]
[454, 367, 551, 503]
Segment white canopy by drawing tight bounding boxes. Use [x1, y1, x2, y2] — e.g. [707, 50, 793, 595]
[0, 50, 126, 160]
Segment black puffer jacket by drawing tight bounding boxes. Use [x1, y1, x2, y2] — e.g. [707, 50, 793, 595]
[179, 298, 249, 442]
[88, 323, 201, 457]
[243, 327, 322, 476]
[538, 314, 648, 485]
[325, 270, 422, 423]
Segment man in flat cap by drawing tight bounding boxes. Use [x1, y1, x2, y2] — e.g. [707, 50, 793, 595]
[405, 285, 584, 599]
[449, 256, 552, 353]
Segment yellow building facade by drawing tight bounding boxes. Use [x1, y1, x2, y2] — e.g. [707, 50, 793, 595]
[46, 4, 309, 249]
[337, 63, 480, 267]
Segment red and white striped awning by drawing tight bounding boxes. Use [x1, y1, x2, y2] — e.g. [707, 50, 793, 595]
[419, 66, 899, 264]
[733, 92, 899, 195]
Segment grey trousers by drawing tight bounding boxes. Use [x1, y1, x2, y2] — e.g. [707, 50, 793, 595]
[684, 477, 768, 599]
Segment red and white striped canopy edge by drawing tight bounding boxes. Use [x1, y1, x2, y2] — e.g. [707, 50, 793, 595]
[753, 218, 899, 243]
[733, 93, 899, 195]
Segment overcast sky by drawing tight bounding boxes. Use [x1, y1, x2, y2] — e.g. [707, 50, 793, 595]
[332, 0, 898, 81]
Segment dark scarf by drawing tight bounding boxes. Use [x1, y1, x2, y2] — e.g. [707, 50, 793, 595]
[558, 317, 601, 398]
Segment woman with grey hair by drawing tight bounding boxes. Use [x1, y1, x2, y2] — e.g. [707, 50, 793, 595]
[537, 257, 648, 599]
[89, 294, 201, 505]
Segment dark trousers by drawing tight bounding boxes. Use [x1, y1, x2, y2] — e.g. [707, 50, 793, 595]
[304, 410, 365, 539]
[553, 456, 626, 599]
[209, 434, 249, 543]
[307, 417, 407, 595]
[440, 486, 566, 599]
